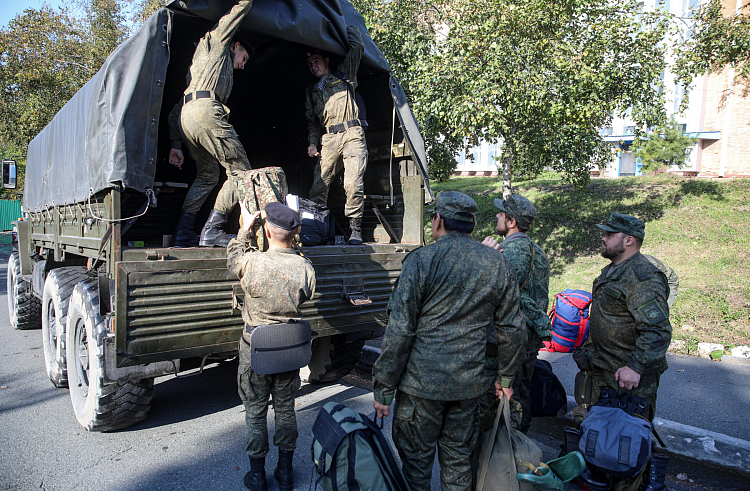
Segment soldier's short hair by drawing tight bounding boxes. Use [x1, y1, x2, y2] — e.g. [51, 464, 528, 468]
[266, 222, 297, 242]
[442, 215, 475, 234]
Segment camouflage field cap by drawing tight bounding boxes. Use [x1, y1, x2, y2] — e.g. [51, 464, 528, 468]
[595, 213, 645, 239]
[493, 194, 537, 228]
[428, 191, 477, 223]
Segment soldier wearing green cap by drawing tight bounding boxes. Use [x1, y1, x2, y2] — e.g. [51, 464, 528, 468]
[228, 201, 316, 491]
[482, 194, 551, 434]
[371, 191, 526, 491]
[589, 213, 672, 421]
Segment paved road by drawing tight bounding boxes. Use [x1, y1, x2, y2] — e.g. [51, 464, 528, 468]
[0, 250, 730, 491]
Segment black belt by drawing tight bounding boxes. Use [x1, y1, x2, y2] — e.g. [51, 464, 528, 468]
[326, 119, 368, 134]
[183, 91, 221, 104]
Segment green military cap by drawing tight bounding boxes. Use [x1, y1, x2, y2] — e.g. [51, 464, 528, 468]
[428, 191, 477, 223]
[595, 213, 645, 239]
[493, 194, 537, 228]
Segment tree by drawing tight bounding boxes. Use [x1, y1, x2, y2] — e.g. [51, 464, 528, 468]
[632, 117, 697, 173]
[674, 0, 750, 94]
[354, 0, 670, 194]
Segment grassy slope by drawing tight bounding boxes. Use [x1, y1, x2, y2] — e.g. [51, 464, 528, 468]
[426, 173, 750, 353]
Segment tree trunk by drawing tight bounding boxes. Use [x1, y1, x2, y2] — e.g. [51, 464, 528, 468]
[502, 154, 513, 200]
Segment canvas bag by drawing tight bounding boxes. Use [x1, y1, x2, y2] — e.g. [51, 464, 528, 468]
[312, 402, 410, 491]
[475, 395, 544, 491]
[242, 166, 289, 251]
[298, 197, 335, 246]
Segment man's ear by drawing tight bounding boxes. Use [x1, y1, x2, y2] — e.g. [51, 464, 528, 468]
[233, 41, 240, 52]
[265, 226, 272, 239]
[324, 56, 330, 66]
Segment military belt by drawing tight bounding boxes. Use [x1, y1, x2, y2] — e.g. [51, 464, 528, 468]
[326, 119, 368, 135]
[183, 90, 220, 105]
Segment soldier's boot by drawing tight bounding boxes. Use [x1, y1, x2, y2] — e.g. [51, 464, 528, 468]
[172, 212, 199, 248]
[641, 454, 668, 491]
[273, 450, 294, 491]
[244, 457, 267, 491]
[348, 218, 363, 245]
[199, 210, 233, 248]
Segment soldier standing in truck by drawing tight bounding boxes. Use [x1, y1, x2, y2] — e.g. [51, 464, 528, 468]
[304, 26, 368, 245]
[167, 0, 254, 248]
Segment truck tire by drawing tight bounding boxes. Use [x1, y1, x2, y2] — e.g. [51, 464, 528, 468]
[307, 334, 366, 384]
[65, 278, 154, 431]
[42, 267, 90, 388]
[7, 252, 42, 330]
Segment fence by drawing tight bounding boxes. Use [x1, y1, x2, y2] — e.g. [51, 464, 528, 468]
[0, 199, 21, 245]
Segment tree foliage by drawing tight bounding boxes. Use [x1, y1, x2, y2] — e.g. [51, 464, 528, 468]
[632, 117, 697, 173]
[354, 0, 669, 194]
[674, 0, 750, 93]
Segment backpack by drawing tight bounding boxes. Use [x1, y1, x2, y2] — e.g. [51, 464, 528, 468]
[529, 359, 567, 417]
[578, 389, 654, 479]
[298, 197, 335, 246]
[312, 402, 410, 491]
[544, 289, 593, 353]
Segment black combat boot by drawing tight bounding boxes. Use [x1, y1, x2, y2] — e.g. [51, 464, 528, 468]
[244, 457, 267, 491]
[172, 212, 199, 247]
[348, 217, 363, 245]
[641, 453, 668, 491]
[199, 210, 233, 247]
[274, 450, 294, 491]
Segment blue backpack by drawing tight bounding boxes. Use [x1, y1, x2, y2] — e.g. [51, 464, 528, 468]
[544, 289, 592, 353]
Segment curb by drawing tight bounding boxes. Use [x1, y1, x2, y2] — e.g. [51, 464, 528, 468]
[360, 346, 750, 477]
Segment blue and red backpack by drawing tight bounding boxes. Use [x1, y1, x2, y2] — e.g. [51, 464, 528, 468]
[543, 289, 593, 353]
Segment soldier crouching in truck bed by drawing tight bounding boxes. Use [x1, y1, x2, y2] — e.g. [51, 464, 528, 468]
[167, 0, 255, 248]
[227, 201, 316, 491]
[304, 25, 368, 245]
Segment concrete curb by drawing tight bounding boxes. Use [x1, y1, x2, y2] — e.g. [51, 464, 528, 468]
[359, 346, 750, 477]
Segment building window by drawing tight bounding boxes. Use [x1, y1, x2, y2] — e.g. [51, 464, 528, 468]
[678, 124, 687, 133]
[600, 127, 613, 136]
[625, 126, 636, 135]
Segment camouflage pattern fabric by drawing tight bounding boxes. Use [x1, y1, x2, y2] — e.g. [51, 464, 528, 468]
[167, 0, 254, 215]
[589, 252, 671, 414]
[643, 254, 679, 308]
[237, 338, 301, 459]
[595, 213, 646, 239]
[590, 367, 660, 422]
[227, 226, 315, 460]
[305, 27, 367, 219]
[372, 232, 526, 404]
[308, 126, 367, 219]
[242, 167, 288, 213]
[392, 391, 481, 491]
[476, 385, 523, 434]
[226, 229, 316, 330]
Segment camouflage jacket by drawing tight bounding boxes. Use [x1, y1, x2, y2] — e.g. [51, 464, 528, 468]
[589, 252, 672, 376]
[372, 232, 526, 405]
[168, 0, 253, 149]
[643, 254, 679, 308]
[227, 229, 316, 327]
[305, 26, 364, 148]
[497, 233, 551, 345]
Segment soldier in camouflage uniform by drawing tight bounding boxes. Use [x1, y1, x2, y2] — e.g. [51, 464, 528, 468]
[482, 194, 551, 434]
[227, 202, 316, 491]
[372, 191, 526, 491]
[304, 26, 368, 244]
[168, 0, 254, 248]
[589, 213, 672, 491]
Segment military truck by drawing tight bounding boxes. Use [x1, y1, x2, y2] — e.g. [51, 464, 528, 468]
[4, 0, 432, 431]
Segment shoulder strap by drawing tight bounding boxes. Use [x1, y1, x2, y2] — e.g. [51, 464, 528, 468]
[358, 415, 411, 491]
[519, 239, 536, 291]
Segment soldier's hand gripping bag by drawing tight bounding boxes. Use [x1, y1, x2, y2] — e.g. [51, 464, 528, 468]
[578, 389, 653, 479]
[475, 394, 543, 491]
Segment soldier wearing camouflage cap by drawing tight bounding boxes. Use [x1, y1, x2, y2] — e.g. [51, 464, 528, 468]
[587, 213, 673, 491]
[167, 0, 255, 248]
[228, 201, 316, 491]
[372, 191, 526, 491]
[482, 194, 551, 434]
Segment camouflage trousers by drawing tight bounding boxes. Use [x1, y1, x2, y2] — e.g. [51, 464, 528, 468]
[180, 100, 250, 215]
[309, 126, 367, 219]
[590, 366, 661, 422]
[393, 391, 480, 491]
[237, 336, 301, 459]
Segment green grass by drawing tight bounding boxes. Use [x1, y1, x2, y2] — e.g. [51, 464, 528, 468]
[425, 173, 750, 352]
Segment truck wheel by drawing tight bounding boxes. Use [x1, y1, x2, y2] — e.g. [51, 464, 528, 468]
[307, 334, 366, 384]
[65, 278, 154, 431]
[42, 267, 90, 388]
[7, 252, 42, 330]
